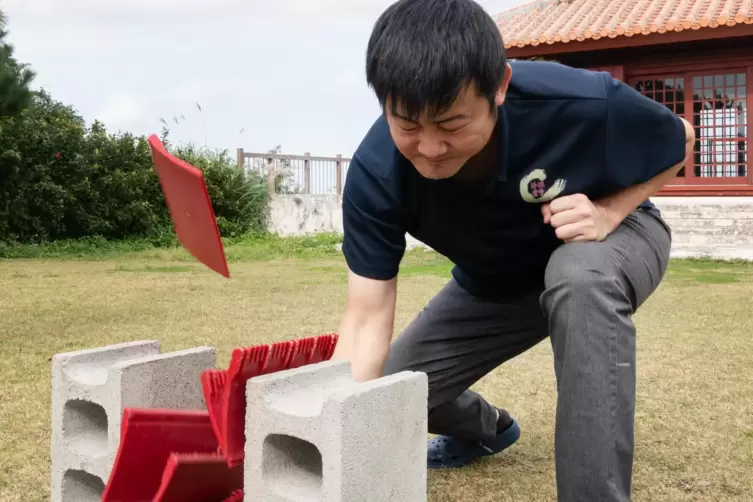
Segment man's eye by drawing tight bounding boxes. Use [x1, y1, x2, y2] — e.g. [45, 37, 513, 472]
[441, 123, 467, 133]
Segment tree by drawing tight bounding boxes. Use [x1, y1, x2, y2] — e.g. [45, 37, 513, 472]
[0, 10, 35, 117]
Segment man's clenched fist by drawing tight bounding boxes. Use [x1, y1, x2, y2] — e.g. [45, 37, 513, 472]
[541, 193, 617, 243]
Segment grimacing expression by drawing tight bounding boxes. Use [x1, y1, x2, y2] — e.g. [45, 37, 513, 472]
[385, 66, 512, 180]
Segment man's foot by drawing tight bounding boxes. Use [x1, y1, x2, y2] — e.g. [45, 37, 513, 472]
[427, 408, 520, 469]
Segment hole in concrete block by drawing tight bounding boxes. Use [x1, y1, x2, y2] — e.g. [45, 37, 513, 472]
[263, 434, 323, 501]
[61, 469, 104, 502]
[62, 400, 108, 456]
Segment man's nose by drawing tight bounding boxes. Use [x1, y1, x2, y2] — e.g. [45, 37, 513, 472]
[417, 133, 448, 159]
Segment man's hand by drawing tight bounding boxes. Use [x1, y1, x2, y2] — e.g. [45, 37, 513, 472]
[542, 193, 618, 243]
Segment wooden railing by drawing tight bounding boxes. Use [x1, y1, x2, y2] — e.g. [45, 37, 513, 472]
[237, 149, 352, 195]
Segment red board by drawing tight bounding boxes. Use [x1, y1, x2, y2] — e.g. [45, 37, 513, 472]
[201, 369, 229, 455]
[209, 333, 339, 466]
[102, 409, 221, 502]
[147, 134, 230, 278]
[100, 335, 340, 501]
[152, 453, 243, 502]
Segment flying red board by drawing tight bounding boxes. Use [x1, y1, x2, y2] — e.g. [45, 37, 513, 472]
[147, 134, 230, 278]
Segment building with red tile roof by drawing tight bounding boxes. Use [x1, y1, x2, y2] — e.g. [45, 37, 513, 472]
[495, 0, 753, 196]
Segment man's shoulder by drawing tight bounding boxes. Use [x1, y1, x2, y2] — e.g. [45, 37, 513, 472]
[344, 114, 406, 211]
[351, 114, 403, 182]
[507, 60, 611, 102]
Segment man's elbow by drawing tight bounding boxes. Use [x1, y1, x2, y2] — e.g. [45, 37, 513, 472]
[678, 116, 695, 167]
[680, 117, 696, 148]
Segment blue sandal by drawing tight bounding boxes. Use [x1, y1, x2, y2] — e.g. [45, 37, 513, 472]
[427, 419, 520, 469]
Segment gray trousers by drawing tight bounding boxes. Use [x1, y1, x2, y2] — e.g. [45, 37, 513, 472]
[382, 207, 672, 501]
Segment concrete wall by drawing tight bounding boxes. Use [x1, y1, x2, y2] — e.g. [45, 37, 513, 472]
[268, 194, 753, 260]
[653, 197, 753, 260]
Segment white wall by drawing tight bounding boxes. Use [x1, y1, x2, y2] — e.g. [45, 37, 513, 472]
[268, 194, 753, 260]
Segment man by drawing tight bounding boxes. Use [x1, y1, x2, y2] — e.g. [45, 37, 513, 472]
[331, 0, 694, 500]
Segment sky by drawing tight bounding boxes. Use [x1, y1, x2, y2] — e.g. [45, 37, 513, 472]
[2, 0, 530, 158]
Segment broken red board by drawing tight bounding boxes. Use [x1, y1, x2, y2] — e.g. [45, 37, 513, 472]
[147, 134, 230, 278]
[222, 341, 286, 466]
[152, 453, 243, 502]
[102, 409, 220, 502]
[201, 369, 229, 455]
[215, 333, 339, 466]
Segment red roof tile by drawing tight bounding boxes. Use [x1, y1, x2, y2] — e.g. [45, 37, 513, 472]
[495, 0, 753, 49]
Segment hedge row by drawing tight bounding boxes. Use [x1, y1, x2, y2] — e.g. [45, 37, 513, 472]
[0, 91, 269, 245]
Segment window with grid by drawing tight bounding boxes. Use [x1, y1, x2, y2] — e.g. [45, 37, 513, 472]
[692, 73, 747, 179]
[633, 77, 686, 177]
[632, 72, 748, 182]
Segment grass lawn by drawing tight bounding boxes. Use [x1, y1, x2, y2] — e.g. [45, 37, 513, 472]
[1, 237, 752, 501]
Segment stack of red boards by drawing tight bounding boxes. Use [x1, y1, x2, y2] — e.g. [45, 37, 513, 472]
[147, 134, 230, 278]
[103, 333, 339, 501]
[202, 333, 339, 466]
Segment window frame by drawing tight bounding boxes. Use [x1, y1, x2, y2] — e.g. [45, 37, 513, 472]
[628, 73, 689, 181]
[628, 69, 750, 186]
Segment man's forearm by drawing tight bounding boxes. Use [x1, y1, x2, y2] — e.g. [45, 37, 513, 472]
[598, 117, 695, 227]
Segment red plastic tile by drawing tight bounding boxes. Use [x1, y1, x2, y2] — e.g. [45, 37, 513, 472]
[226, 344, 271, 386]
[261, 340, 296, 375]
[313, 333, 339, 363]
[102, 409, 218, 502]
[201, 369, 229, 454]
[223, 341, 293, 466]
[152, 453, 243, 502]
[222, 489, 245, 502]
[288, 336, 317, 369]
[147, 134, 229, 278]
[199, 334, 340, 467]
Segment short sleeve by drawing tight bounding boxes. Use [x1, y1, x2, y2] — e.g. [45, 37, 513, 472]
[341, 156, 406, 281]
[604, 75, 689, 189]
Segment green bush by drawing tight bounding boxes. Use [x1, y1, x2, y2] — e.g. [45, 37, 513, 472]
[0, 91, 88, 242]
[75, 120, 174, 243]
[0, 91, 269, 245]
[167, 140, 270, 238]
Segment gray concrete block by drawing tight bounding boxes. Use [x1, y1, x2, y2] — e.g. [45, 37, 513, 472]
[50, 340, 216, 502]
[244, 360, 428, 502]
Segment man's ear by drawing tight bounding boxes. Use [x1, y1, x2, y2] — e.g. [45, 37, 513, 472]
[495, 63, 513, 106]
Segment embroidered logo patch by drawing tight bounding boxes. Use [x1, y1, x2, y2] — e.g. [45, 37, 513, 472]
[519, 168, 567, 203]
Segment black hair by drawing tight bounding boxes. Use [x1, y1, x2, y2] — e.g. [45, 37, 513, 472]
[366, 0, 507, 120]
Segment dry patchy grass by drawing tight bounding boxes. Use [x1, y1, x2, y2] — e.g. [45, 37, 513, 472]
[0, 249, 752, 501]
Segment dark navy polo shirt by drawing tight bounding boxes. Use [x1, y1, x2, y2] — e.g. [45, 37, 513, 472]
[341, 60, 687, 300]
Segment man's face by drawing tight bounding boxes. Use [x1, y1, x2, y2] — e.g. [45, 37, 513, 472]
[385, 65, 512, 180]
